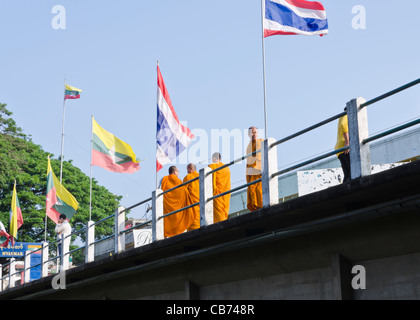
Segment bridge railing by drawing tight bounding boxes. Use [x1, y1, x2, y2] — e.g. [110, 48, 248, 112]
[1, 78, 419, 292]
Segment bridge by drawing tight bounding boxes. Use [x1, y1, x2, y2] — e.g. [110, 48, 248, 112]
[0, 78, 419, 300]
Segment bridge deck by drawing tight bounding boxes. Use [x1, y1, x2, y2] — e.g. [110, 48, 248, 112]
[2, 160, 420, 300]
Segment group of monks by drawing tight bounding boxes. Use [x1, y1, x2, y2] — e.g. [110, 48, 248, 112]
[159, 126, 264, 238]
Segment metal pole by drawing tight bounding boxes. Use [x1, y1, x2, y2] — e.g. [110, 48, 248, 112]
[261, 0, 268, 139]
[156, 60, 159, 189]
[60, 78, 66, 183]
[89, 115, 93, 221]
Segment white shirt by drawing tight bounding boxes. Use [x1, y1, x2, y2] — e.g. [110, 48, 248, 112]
[55, 220, 72, 240]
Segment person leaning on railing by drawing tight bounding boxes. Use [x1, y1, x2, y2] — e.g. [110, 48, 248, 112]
[183, 163, 200, 231]
[55, 214, 72, 257]
[246, 126, 263, 211]
[160, 166, 194, 237]
[208, 152, 231, 222]
[335, 107, 351, 183]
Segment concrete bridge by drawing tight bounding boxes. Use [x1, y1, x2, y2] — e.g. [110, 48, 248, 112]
[1, 159, 419, 300]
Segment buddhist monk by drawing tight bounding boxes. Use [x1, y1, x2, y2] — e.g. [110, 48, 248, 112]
[246, 126, 263, 212]
[208, 152, 231, 222]
[183, 163, 200, 231]
[160, 166, 194, 237]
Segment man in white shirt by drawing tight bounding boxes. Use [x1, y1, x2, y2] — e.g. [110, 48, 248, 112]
[55, 214, 72, 257]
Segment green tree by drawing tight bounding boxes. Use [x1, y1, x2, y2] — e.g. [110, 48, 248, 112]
[0, 103, 121, 264]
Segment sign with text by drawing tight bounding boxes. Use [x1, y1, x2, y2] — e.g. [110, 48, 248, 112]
[0, 242, 42, 258]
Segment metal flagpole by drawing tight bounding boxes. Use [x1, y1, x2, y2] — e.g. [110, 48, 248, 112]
[60, 78, 67, 183]
[261, 0, 268, 139]
[89, 115, 93, 221]
[156, 60, 159, 189]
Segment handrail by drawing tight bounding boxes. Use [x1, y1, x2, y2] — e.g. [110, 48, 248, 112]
[119, 197, 153, 214]
[120, 219, 152, 234]
[360, 77, 420, 108]
[158, 201, 200, 221]
[159, 176, 198, 197]
[270, 111, 347, 148]
[363, 117, 420, 144]
[272, 146, 349, 178]
[207, 178, 262, 202]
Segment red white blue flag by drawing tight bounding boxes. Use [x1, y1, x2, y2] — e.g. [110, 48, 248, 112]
[263, 0, 328, 37]
[156, 65, 194, 172]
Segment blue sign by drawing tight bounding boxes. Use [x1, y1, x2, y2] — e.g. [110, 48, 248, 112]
[0, 242, 42, 258]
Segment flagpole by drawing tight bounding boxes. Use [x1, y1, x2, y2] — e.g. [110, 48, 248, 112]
[89, 115, 93, 221]
[44, 207, 47, 242]
[156, 60, 159, 189]
[45, 156, 50, 243]
[60, 78, 66, 183]
[261, 0, 268, 139]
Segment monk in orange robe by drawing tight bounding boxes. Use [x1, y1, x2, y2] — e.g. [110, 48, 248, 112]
[160, 166, 194, 237]
[246, 126, 263, 212]
[183, 163, 200, 231]
[208, 152, 231, 222]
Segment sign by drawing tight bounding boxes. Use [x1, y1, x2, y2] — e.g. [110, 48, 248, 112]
[132, 229, 152, 248]
[0, 242, 42, 258]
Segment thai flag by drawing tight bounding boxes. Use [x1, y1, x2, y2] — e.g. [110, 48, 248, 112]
[156, 65, 194, 172]
[263, 0, 328, 37]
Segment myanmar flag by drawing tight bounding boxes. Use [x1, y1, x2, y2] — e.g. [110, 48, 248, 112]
[0, 221, 11, 248]
[65, 84, 82, 100]
[9, 181, 23, 240]
[46, 156, 79, 223]
[91, 117, 140, 173]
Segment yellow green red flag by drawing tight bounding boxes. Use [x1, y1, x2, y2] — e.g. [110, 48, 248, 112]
[46, 156, 79, 223]
[91, 117, 140, 173]
[9, 181, 23, 240]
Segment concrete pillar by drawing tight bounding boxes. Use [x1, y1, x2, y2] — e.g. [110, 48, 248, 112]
[199, 167, 214, 227]
[114, 207, 126, 254]
[85, 220, 95, 263]
[331, 253, 354, 300]
[9, 258, 16, 288]
[24, 250, 31, 284]
[347, 97, 371, 179]
[185, 280, 200, 300]
[152, 189, 164, 241]
[61, 234, 70, 271]
[262, 138, 279, 207]
[41, 242, 49, 278]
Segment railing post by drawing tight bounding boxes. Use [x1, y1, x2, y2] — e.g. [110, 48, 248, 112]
[85, 220, 95, 263]
[152, 189, 164, 241]
[199, 167, 214, 227]
[347, 97, 371, 179]
[41, 242, 49, 278]
[262, 138, 279, 207]
[9, 258, 16, 289]
[0, 263, 3, 292]
[61, 234, 70, 271]
[114, 207, 126, 254]
[24, 250, 31, 284]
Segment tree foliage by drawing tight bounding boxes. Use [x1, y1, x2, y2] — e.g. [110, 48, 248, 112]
[0, 103, 121, 261]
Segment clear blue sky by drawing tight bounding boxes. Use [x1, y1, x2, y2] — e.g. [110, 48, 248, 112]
[1, 1, 419, 221]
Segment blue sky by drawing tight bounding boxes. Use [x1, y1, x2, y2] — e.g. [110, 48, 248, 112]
[1, 1, 419, 221]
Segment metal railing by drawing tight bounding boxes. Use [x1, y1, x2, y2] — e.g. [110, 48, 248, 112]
[1, 77, 419, 292]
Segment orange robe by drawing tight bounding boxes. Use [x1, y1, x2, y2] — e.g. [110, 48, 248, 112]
[161, 174, 194, 237]
[246, 138, 263, 212]
[208, 163, 231, 222]
[183, 171, 200, 231]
